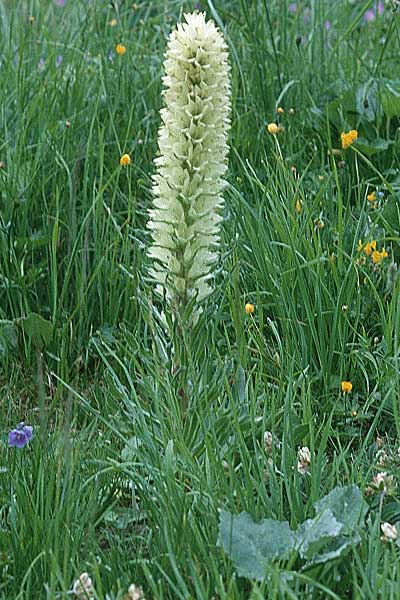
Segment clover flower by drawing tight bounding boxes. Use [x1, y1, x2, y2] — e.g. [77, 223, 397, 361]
[72, 573, 94, 599]
[381, 522, 398, 542]
[8, 423, 33, 448]
[297, 446, 311, 474]
[147, 12, 231, 312]
[127, 584, 145, 599]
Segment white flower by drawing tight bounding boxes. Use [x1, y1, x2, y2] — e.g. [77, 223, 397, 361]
[297, 446, 311, 475]
[148, 12, 231, 313]
[127, 583, 145, 599]
[381, 522, 398, 542]
[264, 431, 273, 453]
[72, 573, 94, 599]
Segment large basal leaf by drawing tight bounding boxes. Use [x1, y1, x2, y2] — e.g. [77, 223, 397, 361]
[303, 534, 361, 568]
[295, 510, 343, 559]
[19, 313, 53, 348]
[219, 485, 367, 581]
[218, 511, 295, 581]
[355, 137, 392, 156]
[381, 196, 400, 233]
[380, 82, 400, 118]
[313, 485, 368, 535]
[356, 81, 378, 122]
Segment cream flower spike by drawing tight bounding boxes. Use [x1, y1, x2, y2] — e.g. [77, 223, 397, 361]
[147, 11, 231, 314]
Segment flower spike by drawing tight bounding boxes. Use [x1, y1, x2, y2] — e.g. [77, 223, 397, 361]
[147, 12, 231, 314]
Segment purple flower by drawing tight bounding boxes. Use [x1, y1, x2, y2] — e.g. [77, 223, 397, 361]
[325, 20, 331, 30]
[364, 2, 384, 21]
[55, 55, 63, 68]
[54, 0, 67, 6]
[364, 9, 375, 21]
[8, 423, 33, 448]
[288, 2, 297, 13]
[38, 57, 45, 72]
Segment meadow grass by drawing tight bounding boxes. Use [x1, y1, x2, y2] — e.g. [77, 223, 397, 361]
[1, 0, 400, 597]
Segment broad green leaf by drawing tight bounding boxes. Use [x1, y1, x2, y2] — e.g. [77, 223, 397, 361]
[295, 510, 343, 559]
[380, 82, 400, 118]
[382, 502, 400, 523]
[20, 313, 53, 348]
[356, 81, 378, 122]
[354, 137, 392, 156]
[304, 534, 360, 567]
[381, 196, 400, 233]
[314, 485, 368, 534]
[218, 511, 295, 581]
[0, 322, 18, 357]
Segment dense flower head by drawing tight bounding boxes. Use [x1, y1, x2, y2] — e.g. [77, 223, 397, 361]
[245, 302, 255, 314]
[267, 122, 281, 135]
[363, 240, 377, 256]
[147, 12, 231, 308]
[120, 153, 131, 166]
[372, 248, 388, 264]
[341, 380, 352, 393]
[381, 522, 398, 542]
[297, 446, 311, 474]
[72, 573, 94, 599]
[8, 423, 33, 448]
[341, 129, 358, 149]
[116, 43, 126, 55]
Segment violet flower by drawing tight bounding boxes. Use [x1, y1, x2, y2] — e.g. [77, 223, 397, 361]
[55, 55, 63, 68]
[364, 2, 384, 21]
[8, 423, 33, 448]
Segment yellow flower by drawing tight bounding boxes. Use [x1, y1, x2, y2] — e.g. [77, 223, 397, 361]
[277, 106, 284, 114]
[364, 240, 376, 256]
[367, 191, 376, 203]
[289, 107, 295, 115]
[109, 18, 118, 27]
[295, 198, 303, 213]
[28, 15, 35, 24]
[340, 129, 358, 150]
[357, 239, 363, 252]
[341, 381, 353, 393]
[116, 43, 127, 55]
[267, 122, 281, 135]
[120, 153, 131, 166]
[372, 248, 389, 265]
[245, 303, 255, 315]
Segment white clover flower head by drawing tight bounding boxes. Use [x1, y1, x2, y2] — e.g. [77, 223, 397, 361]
[381, 522, 398, 542]
[264, 431, 273, 453]
[372, 471, 395, 494]
[72, 573, 94, 599]
[297, 446, 311, 475]
[127, 583, 145, 599]
[147, 11, 231, 314]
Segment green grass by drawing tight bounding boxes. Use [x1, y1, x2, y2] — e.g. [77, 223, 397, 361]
[1, 0, 400, 597]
